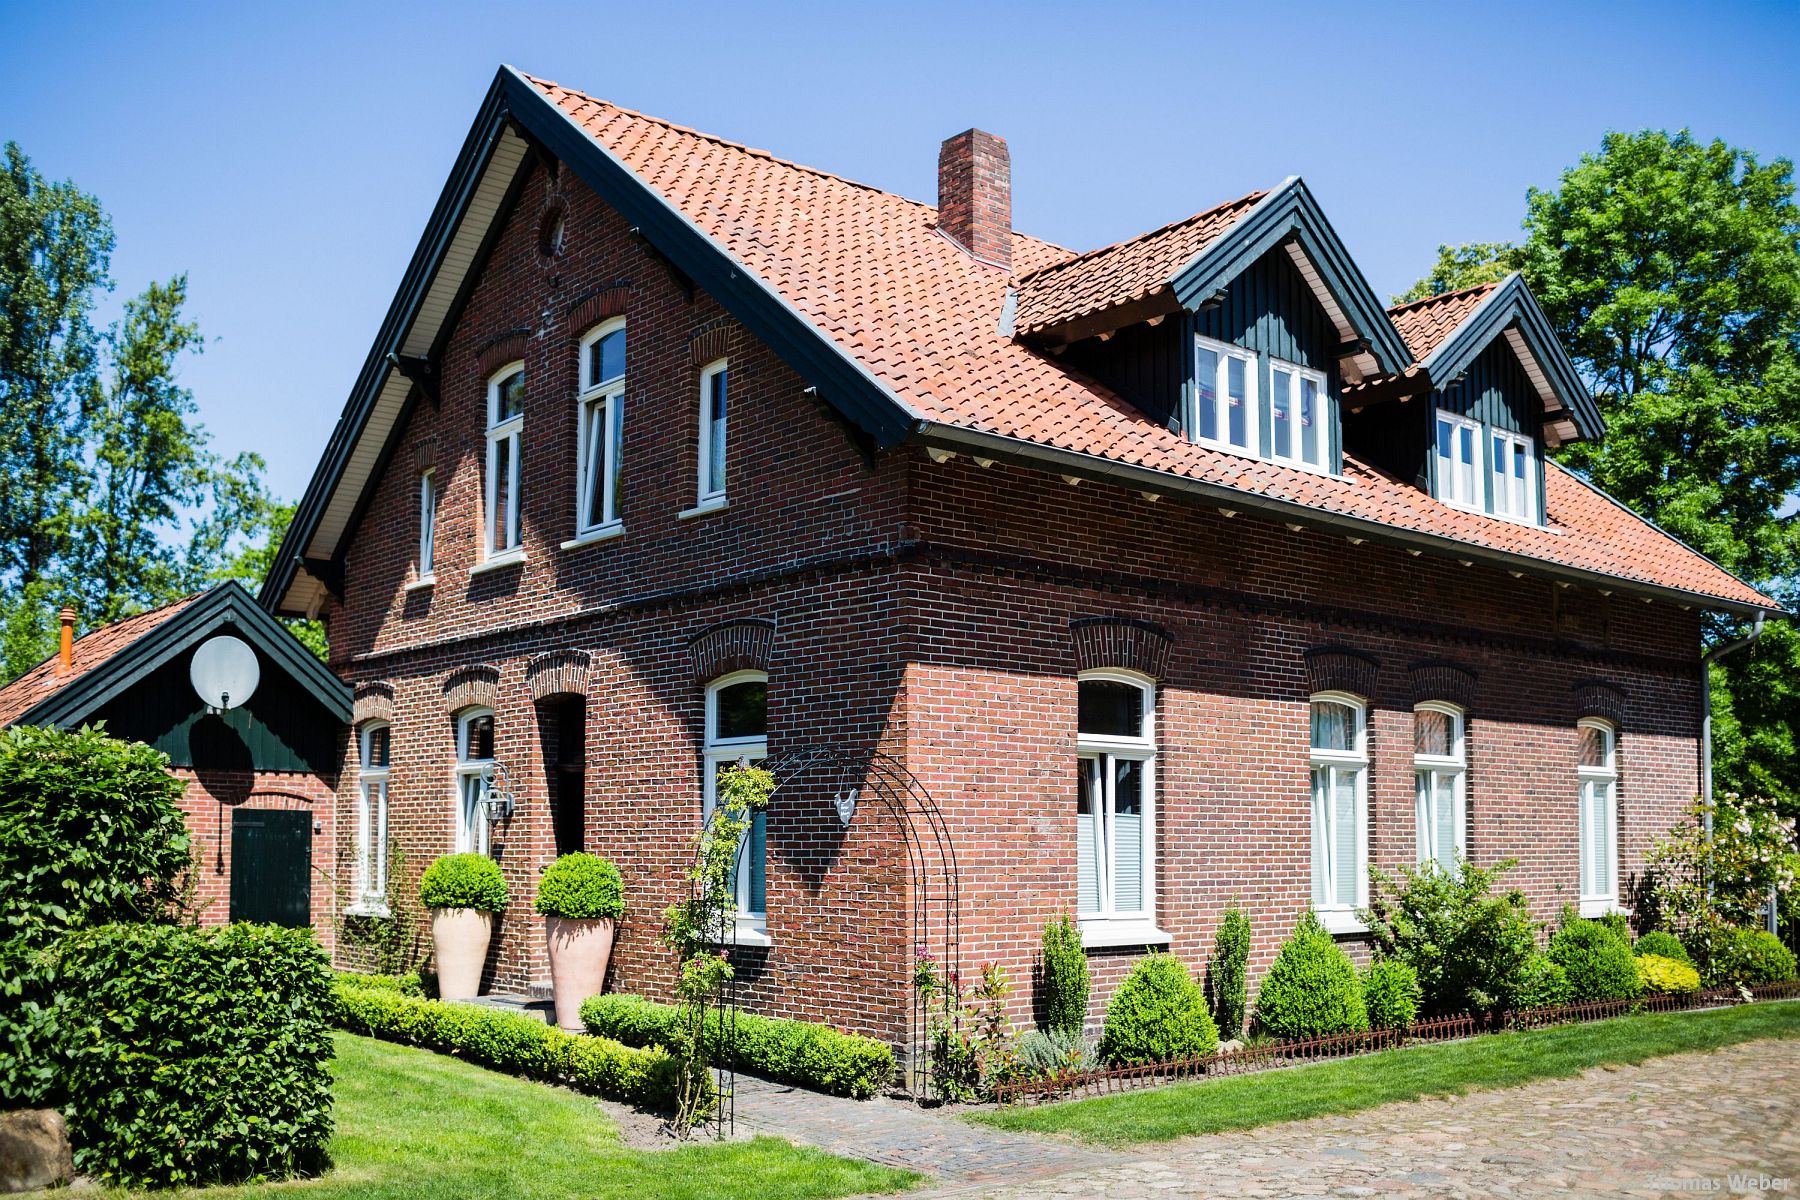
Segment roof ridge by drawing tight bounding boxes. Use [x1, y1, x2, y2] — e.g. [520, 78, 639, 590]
[1016, 189, 1269, 284]
[1386, 278, 1502, 315]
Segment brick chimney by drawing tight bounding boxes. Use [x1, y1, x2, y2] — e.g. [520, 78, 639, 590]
[57, 607, 75, 675]
[937, 129, 1012, 270]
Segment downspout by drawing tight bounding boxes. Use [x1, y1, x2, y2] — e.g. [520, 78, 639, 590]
[1699, 612, 1766, 917]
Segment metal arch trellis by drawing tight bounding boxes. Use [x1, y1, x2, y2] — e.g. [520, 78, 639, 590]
[686, 744, 961, 1137]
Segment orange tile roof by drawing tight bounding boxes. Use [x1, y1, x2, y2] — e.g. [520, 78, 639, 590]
[526, 76, 1773, 612]
[1011, 192, 1267, 336]
[1388, 282, 1501, 362]
[0, 596, 201, 727]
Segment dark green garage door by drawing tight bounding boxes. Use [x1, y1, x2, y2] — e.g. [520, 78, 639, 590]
[230, 809, 312, 927]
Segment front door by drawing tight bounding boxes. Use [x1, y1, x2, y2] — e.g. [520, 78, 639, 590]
[230, 808, 312, 927]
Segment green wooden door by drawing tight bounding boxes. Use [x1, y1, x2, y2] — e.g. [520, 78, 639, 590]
[230, 809, 312, 927]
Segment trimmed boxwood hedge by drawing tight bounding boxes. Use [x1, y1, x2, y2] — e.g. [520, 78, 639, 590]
[1098, 952, 1218, 1066]
[419, 852, 509, 912]
[332, 979, 692, 1112]
[580, 992, 894, 1100]
[57, 923, 334, 1190]
[1254, 913, 1369, 1039]
[332, 969, 423, 996]
[1632, 931, 1692, 966]
[1549, 916, 1644, 1003]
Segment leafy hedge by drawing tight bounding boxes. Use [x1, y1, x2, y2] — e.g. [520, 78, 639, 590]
[1549, 915, 1644, 1003]
[1098, 952, 1218, 1066]
[419, 853, 508, 912]
[1361, 959, 1422, 1031]
[535, 853, 626, 921]
[1040, 913, 1089, 1038]
[58, 923, 334, 1190]
[1636, 953, 1702, 995]
[1254, 913, 1369, 1038]
[580, 992, 894, 1100]
[1632, 931, 1692, 966]
[1513, 953, 1572, 1010]
[333, 979, 692, 1111]
[1703, 927, 1799, 987]
[333, 969, 423, 996]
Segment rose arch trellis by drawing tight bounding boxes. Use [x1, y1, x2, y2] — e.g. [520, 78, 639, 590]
[690, 745, 961, 1135]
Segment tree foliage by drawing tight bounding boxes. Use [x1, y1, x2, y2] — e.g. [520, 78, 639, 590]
[1392, 241, 1523, 305]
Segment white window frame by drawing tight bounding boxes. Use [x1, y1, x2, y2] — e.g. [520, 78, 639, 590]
[482, 364, 525, 564]
[1490, 428, 1538, 524]
[695, 358, 730, 510]
[703, 670, 768, 944]
[1075, 669, 1165, 947]
[1434, 410, 1484, 513]
[572, 319, 626, 544]
[415, 469, 436, 583]
[352, 722, 391, 914]
[454, 707, 495, 856]
[1413, 702, 1467, 873]
[1190, 333, 1260, 458]
[1578, 717, 1619, 916]
[1310, 691, 1369, 933]
[1268, 357, 1330, 472]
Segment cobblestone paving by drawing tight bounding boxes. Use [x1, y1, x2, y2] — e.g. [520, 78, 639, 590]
[908, 1039, 1800, 1199]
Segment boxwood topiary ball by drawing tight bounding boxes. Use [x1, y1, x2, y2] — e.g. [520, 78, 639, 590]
[534, 853, 626, 921]
[419, 852, 509, 913]
[1098, 951, 1218, 1067]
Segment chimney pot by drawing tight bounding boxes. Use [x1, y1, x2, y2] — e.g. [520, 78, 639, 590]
[57, 607, 76, 675]
[937, 129, 1012, 270]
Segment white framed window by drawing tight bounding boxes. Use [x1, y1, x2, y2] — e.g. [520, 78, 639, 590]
[1191, 335, 1258, 456]
[354, 722, 391, 912]
[1490, 429, 1537, 524]
[417, 470, 436, 580]
[575, 320, 626, 539]
[1269, 359, 1329, 471]
[704, 671, 767, 940]
[1077, 671, 1160, 944]
[454, 707, 496, 856]
[1435, 411, 1483, 512]
[1413, 703, 1466, 873]
[1577, 718, 1619, 916]
[1310, 692, 1368, 931]
[697, 358, 729, 506]
[483, 364, 525, 560]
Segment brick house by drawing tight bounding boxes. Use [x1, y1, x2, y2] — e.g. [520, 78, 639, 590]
[262, 66, 1780, 1042]
[0, 583, 350, 945]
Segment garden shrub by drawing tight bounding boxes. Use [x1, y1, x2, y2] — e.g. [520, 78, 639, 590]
[1636, 953, 1702, 995]
[333, 978, 692, 1111]
[57, 923, 334, 1189]
[1513, 953, 1572, 1010]
[1012, 1027, 1093, 1080]
[1363, 858, 1538, 1016]
[1549, 913, 1644, 1002]
[1702, 927, 1799, 987]
[1254, 913, 1369, 1039]
[1632, 930, 1692, 966]
[1039, 913, 1089, 1038]
[1596, 911, 1633, 944]
[580, 992, 894, 1100]
[1098, 952, 1218, 1066]
[1206, 906, 1251, 1040]
[0, 724, 192, 1107]
[534, 853, 626, 920]
[418, 852, 509, 911]
[1361, 959, 1422, 1031]
[333, 969, 423, 996]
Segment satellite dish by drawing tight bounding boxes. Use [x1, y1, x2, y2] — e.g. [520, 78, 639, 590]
[190, 635, 260, 712]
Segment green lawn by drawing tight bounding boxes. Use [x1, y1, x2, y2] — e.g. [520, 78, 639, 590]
[972, 999, 1800, 1147]
[143, 1033, 916, 1200]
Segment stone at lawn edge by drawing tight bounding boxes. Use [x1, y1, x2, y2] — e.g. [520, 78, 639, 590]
[0, 1109, 73, 1193]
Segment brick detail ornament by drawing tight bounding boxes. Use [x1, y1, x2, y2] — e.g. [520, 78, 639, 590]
[687, 619, 775, 682]
[442, 664, 501, 713]
[1070, 617, 1174, 680]
[1304, 646, 1381, 698]
[527, 649, 591, 701]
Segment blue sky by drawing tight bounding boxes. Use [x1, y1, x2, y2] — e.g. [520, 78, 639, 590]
[4, 0, 1798, 502]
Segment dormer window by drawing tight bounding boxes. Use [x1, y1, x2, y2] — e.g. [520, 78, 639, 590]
[1190, 334, 1334, 474]
[1434, 411, 1482, 512]
[1270, 362, 1328, 471]
[1433, 409, 1541, 525]
[1491, 430, 1537, 523]
[1192, 336, 1258, 455]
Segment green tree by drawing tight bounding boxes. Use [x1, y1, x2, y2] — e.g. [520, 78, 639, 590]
[1392, 241, 1522, 305]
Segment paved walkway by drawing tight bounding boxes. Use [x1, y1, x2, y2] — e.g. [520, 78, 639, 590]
[899, 1038, 1800, 1199]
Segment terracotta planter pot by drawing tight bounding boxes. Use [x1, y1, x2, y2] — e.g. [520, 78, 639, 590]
[545, 916, 616, 1031]
[431, 907, 494, 1001]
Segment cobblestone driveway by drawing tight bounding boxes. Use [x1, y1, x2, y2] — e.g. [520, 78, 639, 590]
[914, 1038, 1800, 1199]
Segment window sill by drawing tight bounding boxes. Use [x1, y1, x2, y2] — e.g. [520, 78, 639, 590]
[560, 523, 624, 551]
[469, 550, 526, 576]
[678, 496, 728, 520]
[1579, 897, 1628, 919]
[1315, 909, 1368, 936]
[712, 919, 770, 948]
[404, 575, 436, 593]
[345, 901, 392, 919]
[1078, 920, 1172, 949]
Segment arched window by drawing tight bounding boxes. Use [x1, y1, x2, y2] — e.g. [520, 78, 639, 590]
[704, 671, 767, 940]
[484, 364, 525, 560]
[1577, 718, 1618, 915]
[575, 319, 625, 539]
[1413, 703, 1466, 872]
[1077, 670, 1157, 934]
[455, 707, 496, 855]
[354, 722, 391, 911]
[1310, 692, 1368, 929]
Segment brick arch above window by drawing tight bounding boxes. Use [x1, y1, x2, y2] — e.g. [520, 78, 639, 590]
[352, 681, 395, 726]
[443, 665, 501, 714]
[687, 318, 735, 366]
[1407, 660, 1479, 711]
[527, 649, 591, 702]
[566, 284, 632, 335]
[475, 332, 530, 379]
[412, 436, 438, 474]
[1572, 680, 1627, 726]
[1070, 617, 1173, 681]
[688, 619, 776, 683]
[1303, 646, 1380, 699]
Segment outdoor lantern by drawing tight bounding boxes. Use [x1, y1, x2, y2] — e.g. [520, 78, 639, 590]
[479, 761, 517, 823]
